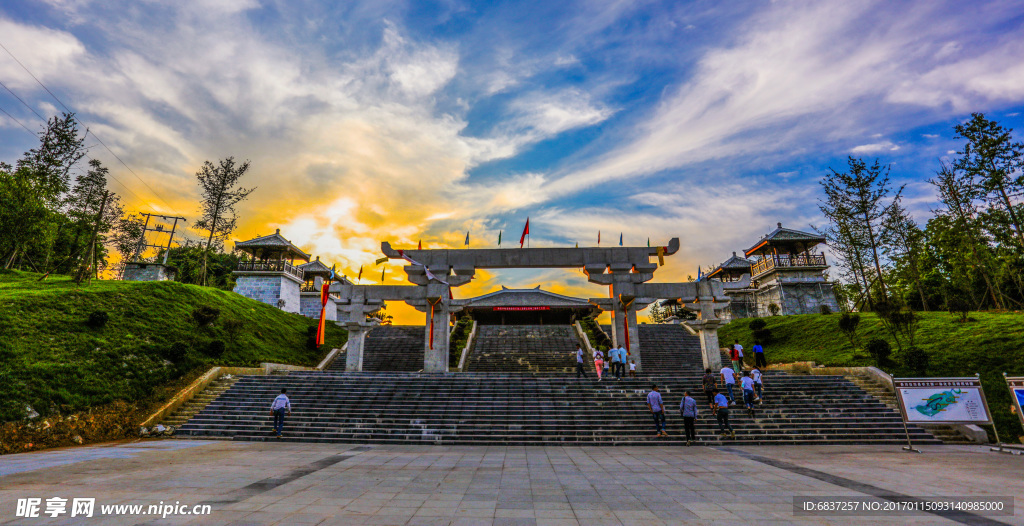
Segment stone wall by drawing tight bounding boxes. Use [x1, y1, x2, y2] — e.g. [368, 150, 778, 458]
[754, 281, 839, 316]
[300, 292, 337, 321]
[233, 273, 302, 314]
[123, 263, 175, 282]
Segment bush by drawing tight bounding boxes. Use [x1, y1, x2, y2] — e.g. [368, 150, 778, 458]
[819, 304, 833, 315]
[902, 346, 929, 375]
[306, 326, 320, 350]
[767, 303, 780, 316]
[86, 311, 109, 329]
[838, 312, 860, 349]
[206, 340, 226, 358]
[748, 319, 767, 331]
[752, 328, 773, 344]
[865, 338, 891, 367]
[947, 296, 971, 323]
[190, 306, 221, 327]
[222, 318, 245, 339]
[163, 341, 190, 362]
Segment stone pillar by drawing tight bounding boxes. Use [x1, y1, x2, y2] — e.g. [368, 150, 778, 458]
[692, 321, 723, 371]
[423, 300, 450, 373]
[610, 301, 642, 372]
[344, 323, 371, 371]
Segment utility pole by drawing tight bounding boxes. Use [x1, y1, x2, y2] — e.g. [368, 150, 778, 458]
[77, 191, 109, 284]
[128, 212, 188, 265]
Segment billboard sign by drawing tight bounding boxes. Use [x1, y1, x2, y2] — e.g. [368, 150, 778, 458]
[893, 377, 992, 425]
[1006, 375, 1024, 428]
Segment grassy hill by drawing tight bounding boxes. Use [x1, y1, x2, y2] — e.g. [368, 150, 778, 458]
[719, 311, 1024, 443]
[0, 270, 346, 452]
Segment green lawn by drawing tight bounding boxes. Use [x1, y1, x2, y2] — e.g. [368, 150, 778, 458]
[0, 270, 346, 451]
[719, 311, 1024, 443]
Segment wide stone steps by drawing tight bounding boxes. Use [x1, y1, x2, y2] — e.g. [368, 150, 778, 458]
[469, 325, 581, 373]
[158, 376, 240, 428]
[327, 325, 423, 372]
[175, 372, 940, 446]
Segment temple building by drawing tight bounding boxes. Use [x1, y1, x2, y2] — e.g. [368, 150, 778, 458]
[297, 256, 350, 321]
[457, 287, 598, 325]
[232, 229, 310, 314]
[709, 222, 840, 318]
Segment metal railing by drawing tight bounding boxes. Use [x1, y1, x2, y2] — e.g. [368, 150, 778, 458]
[236, 260, 305, 280]
[751, 254, 826, 276]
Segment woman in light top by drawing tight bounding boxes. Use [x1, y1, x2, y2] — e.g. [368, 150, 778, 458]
[593, 347, 605, 381]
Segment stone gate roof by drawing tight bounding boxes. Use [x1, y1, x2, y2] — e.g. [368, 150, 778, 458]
[464, 287, 593, 308]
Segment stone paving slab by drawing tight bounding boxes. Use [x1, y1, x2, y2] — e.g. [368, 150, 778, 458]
[0, 441, 1020, 525]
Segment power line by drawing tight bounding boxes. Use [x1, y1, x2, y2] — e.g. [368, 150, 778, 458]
[0, 77, 46, 122]
[0, 39, 182, 216]
[0, 103, 38, 137]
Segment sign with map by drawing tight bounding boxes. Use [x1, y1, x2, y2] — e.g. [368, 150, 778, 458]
[893, 377, 992, 424]
[1006, 376, 1024, 427]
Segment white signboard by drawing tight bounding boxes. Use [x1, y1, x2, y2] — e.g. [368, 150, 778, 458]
[893, 377, 992, 425]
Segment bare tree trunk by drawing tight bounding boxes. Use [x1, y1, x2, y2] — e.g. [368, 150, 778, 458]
[996, 183, 1024, 249]
[77, 192, 109, 284]
[201, 193, 223, 287]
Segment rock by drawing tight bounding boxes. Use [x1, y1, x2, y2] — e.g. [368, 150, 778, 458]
[153, 424, 166, 434]
[72, 435, 83, 445]
[139, 427, 149, 437]
[25, 406, 39, 419]
[163, 425, 175, 436]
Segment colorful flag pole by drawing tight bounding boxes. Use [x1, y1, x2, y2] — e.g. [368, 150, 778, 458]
[619, 233, 623, 246]
[598, 231, 601, 245]
[465, 231, 470, 246]
[519, 218, 530, 248]
[315, 264, 336, 347]
[418, 239, 422, 250]
[357, 265, 363, 281]
[375, 256, 388, 265]
[647, 238, 650, 247]
[497, 230, 502, 246]
[381, 266, 386, 282]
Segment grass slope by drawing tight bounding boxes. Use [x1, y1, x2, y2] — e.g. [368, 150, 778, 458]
[0, 270, 346, 434]
[719, 311, 1024, 443]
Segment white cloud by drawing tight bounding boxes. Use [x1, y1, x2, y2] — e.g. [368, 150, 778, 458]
[850, 141, 900, 153]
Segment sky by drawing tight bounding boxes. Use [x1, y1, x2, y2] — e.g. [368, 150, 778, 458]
[2, 0, 1024, 324]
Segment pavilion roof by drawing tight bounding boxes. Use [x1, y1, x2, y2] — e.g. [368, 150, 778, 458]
[744, 223, 826, 256]
[464, 287, 593, 308]
[298, 257, 332, 276]
[706, 252, 753, 278]
[235, 229, 310, 261]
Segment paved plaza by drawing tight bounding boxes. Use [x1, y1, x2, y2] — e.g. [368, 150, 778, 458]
[1, 440, 1020, 525]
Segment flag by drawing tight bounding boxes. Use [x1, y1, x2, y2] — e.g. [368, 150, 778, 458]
[598, 231, 601, 245]
[465, 231, 470, 246]
[647, 238, 650, 247]
[418, 239, 422, 250]
[381, 267, 386, 282]
[315, 265, 336, 347]
[519, 218, 530, 248]
[375, 256, 388, 265]
[498, 230, 502, 246]
[619, 233, 623, 246]
[357, 265, 363, 281]
[656, 246, 665, 266]
[575, 242, 578, 248]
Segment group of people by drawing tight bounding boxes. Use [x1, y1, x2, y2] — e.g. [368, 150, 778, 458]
[574, 344, 636, 381]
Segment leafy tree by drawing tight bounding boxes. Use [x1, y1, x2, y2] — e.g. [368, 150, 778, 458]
[15, 113, 86, 207]
[648, 302, 665, 324]
[881, 196, 930, 310]
[837, 312, 860, 350]
[820, 157, 902, 302]
[954, 113, 1024, 249]
[192, 157, 255, 286]
[163, 243, 240, 290]
[0, 164, 52, 269]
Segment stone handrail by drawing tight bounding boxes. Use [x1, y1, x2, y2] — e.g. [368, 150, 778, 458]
[574, 321, 595, 354]
[316, 343, 347, 370]
[456, 321, 478, 372]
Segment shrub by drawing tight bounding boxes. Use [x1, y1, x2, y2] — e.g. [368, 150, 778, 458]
[190, 306, 221, 327]
[902, 346, 929, 375]
[748, 319, 767, 331]
[86, 311, 109, 329]
[206, 340, 226, 358]
[838, 312, 860, 349]
[163, 341, 190, 362]
[767, 303, 780, 316]
[819, 304, 833, 315]
[946, 296, 971, 323]
[752, 328, 773, 344]
[865, 338, 891, 367]
[222, 318, 245, 339]
[306, 326, 319, 350]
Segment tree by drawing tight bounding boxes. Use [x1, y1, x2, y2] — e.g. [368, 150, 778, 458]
[109, 213, 146, 276]
[954, 113, 1024, 249]
[820, 157, 902, 305]
[648, 303, 665, 324]
[0, 164, 52, 269]
[56, 159, 123, 274]
[16, 113, 86, 207]
[882, 196, 929, 310]
[192, 157, 255, 286]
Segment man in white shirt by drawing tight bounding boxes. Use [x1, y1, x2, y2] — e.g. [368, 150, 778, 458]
[751, 367, 764, 403]
[740, 371, 756, 418]
[574, 345, 588, 379]
[720, 365, 736, 405]
[270, 388, 291, 438]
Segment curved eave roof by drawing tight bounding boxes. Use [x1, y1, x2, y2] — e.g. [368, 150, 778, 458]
[744, 226, 826, 256]
[464, 287, 594, 308]
[235, 230, 311, 261]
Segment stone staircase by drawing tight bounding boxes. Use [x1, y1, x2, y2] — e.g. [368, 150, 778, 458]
[327, 325, 423, 372]
[468, 325, 580, 373]
[846, 371, 974, 445]
[158, 375, 240, 431]
[636, 324, 706, 375]
[175, 371, 941, 446]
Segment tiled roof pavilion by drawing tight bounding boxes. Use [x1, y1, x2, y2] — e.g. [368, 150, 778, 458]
[235, 229, 311, 261]
[744, 222, 826, 257]
[706, 251, 753, 279]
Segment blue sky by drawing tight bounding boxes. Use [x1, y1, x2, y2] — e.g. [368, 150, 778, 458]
[2, 0, 1024, 308]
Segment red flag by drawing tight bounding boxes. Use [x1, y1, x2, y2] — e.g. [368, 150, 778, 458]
[418, 239, 422, 250]
[598, 230, 601, 245]
[315, 277, 332, 347]
[519, 217, 530, 248]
